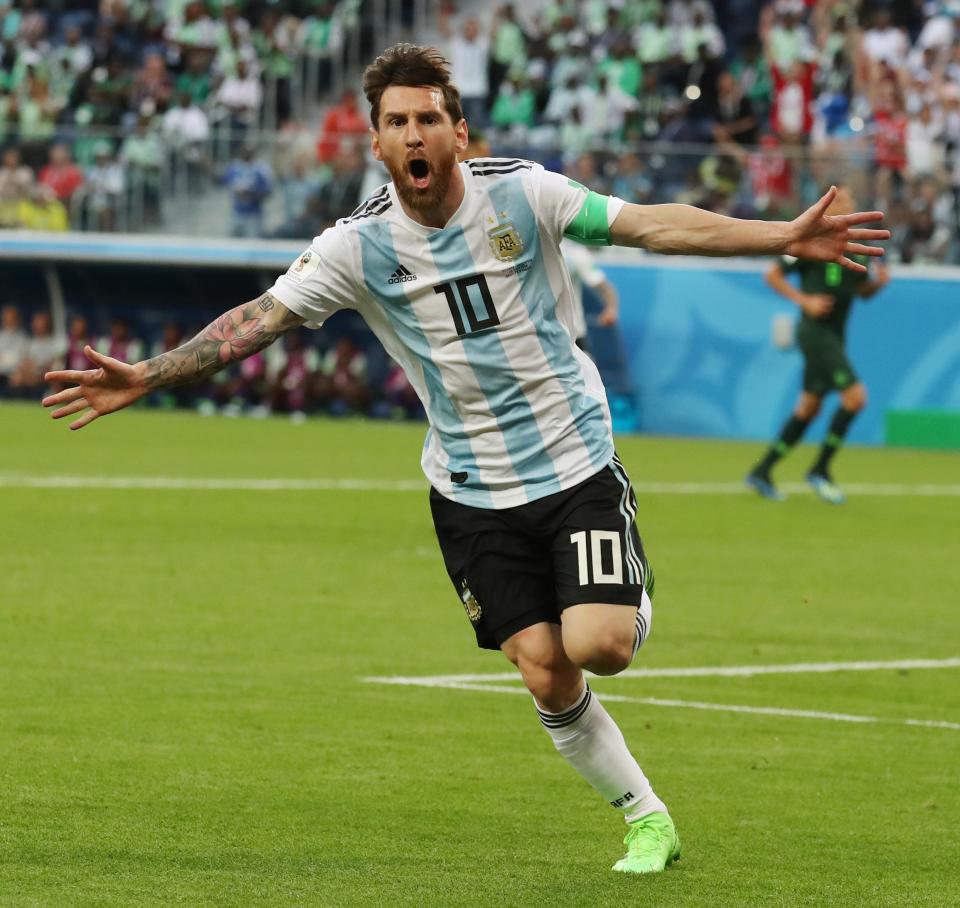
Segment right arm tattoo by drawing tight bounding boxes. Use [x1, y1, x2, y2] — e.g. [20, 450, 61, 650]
[142, 293, 303, 390]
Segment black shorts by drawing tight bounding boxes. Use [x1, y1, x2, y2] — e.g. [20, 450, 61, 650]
[430, 455, 654, 650]
[797, 324, 859, 396]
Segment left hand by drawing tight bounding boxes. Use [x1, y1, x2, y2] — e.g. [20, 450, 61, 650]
[785, 186, 890, 273]
[598, 306, 618, 327]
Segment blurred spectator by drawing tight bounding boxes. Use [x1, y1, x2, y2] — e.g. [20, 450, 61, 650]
[175, 50, 214, 106]
[0, 303, 26, 393]
[610, 151, 653, 203]
[447, 18, 490, 129]
[162, 90, 211, 190]
[77, 142, 124, 231]
[38, 143, 84, 205]
[770, 61, 815, 144]
[489, 5, 527, 107]
[635, 10, 676, 66]
[906, 102, 946, 178]
[132, 52, 173, 110]
[52, 24, 93, 79]
[585, 73, 639, 140]
[901, 176, 952, 262]
[381, 359, 422, 420]
[271, 333, 319, 415]
[278, 148, 323, 222]
[873, 81, 909, 207]
[0, 146, 35, 226]
[862, 7, 909, 70]
[312, 147, 364, 225]
[317, 89, 368, 164]
[64, 313, 93, 372]
[222, 144, 272, 237]
[9, 310, 64, 394]
[680, 10, 725, 62]
[731, 37, 772, 118]
[491, 71, 537, 132]
[99, 318, 144, 364]
[16, 184, 68, 230]
[252, 10, 295, 125]
[119, 110, 164, 225]
[214, 58, 263, 144]
[748, 134, 795, 216]
[318, 336, 368, 415]
[712, 71, 758, 146]
[765, 8, 814, 70]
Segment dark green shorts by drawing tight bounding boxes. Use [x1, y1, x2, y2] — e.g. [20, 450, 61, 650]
[797, 326, 858, 397]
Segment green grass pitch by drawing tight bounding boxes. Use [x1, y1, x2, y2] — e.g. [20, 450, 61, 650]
[1, 401, 958, 907]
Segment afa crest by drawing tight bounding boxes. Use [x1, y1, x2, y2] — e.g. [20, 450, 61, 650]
[488, 221, 524, 261]
[459, 581, 482, 625]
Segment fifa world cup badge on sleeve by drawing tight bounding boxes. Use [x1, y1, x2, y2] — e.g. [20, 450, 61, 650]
[288, 249, 321, 283]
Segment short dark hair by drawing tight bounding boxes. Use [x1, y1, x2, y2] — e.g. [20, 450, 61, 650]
[362, 43, 464, 129]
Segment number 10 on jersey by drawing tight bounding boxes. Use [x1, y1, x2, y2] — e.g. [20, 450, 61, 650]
[435, 274, 500, 338]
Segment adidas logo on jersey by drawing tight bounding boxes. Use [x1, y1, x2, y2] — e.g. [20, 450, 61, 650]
[388, 264, 418, 284]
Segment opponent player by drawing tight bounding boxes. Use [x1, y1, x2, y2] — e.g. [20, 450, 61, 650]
[746, 185, 890, 504]
[42, 45, 888, 874]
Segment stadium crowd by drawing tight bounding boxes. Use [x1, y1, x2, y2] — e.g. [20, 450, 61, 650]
[0, 301, 423, 420]
[437, 0, 960, 263]
[0, 0, 958, 263]
[0, 0, 350, 231]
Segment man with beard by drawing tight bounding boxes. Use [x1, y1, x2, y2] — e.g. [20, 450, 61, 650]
[42, 44, 889, 875]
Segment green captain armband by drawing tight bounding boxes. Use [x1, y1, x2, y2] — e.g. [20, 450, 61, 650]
[564, 189, 614, 246]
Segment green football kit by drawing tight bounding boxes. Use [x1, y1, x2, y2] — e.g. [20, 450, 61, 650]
[780, 255, 867, 396]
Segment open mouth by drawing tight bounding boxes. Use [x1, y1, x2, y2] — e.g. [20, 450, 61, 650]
[408, 158, 431, 190]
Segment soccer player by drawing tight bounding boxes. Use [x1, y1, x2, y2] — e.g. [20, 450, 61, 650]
[42, 45, 888, 874]
[746, 185, 890, 504]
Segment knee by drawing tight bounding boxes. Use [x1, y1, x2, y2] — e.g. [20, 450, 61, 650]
[564, 629, 634, 676]
[506, 637, 580, 711]
[844, 384, 867, 412]
[795, 398, 821, 420]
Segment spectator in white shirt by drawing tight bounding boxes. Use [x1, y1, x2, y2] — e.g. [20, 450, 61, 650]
[448, 18, 490, 128]
[862, 8, 908, 68]
[215, 58, 263, 134]
[906, 102, 945, 178]
[0, 304, 27, 393]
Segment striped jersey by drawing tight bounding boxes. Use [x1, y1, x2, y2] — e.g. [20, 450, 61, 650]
[268, 157, 621, 509]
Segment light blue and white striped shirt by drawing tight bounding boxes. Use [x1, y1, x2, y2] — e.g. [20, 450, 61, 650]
[269, 158, 618, 509]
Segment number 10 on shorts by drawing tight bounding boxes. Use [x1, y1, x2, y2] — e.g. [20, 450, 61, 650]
[569, 530, 623, 585]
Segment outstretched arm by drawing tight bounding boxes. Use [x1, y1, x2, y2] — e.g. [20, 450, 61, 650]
[42, 292, 305, 429]
[610, 186, 889, 272]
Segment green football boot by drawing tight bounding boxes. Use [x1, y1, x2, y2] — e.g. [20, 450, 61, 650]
[612, 811, 681, 874]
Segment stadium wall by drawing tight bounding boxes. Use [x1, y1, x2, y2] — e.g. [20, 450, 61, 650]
[598, 256, 960, 446]
[5, 233, 958, 447]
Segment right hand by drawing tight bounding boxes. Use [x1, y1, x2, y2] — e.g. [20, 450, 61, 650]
[800, 293, 833, 318]
[42, 345, 146, 430]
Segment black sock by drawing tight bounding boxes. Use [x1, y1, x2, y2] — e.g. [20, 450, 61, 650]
[754, 415, 811, 477]
[810, 408, 858, 478]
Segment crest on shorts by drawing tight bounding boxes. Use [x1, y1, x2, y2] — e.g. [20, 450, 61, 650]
[488, 220, 523, 261]
[459, 579, 482, 624]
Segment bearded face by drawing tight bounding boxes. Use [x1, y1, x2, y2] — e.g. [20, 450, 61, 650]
[372, 85, 467, 218]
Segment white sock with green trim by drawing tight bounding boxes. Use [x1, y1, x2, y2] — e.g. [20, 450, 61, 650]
[536, 683, 667, 823]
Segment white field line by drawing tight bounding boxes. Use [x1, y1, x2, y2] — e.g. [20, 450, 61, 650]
[379, 680, 960, 731]
[363, 657, 960, 732]
[2, 473, 960, 497]
[364, 657, 960, 687]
